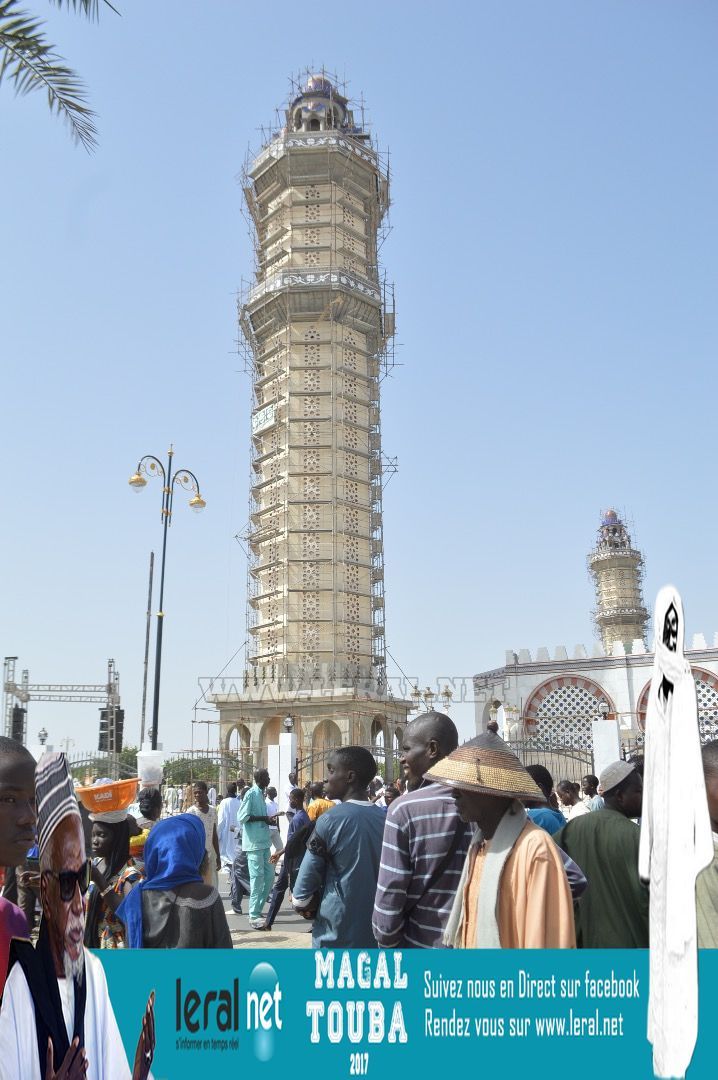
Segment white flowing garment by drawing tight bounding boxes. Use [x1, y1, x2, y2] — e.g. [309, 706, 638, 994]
[216, 794, 241, 866]
[638, 586, 714, 1079]
[0, 949, 134, 1080]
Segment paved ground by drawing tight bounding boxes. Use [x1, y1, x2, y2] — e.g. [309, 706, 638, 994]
[218, 867, 313, 949]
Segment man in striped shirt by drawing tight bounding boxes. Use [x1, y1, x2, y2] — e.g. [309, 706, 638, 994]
[373, 712, 473, 948]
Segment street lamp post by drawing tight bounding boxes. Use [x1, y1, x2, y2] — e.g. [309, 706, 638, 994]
[129, 445, 206, 751]
[410, 685, 454, 714]
[284, 715, 298, 776]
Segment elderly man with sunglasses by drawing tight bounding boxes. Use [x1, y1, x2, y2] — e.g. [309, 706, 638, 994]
[0, 753, 155, 1080]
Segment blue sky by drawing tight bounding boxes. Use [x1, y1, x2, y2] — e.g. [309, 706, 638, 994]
[1, 1, 716, 751]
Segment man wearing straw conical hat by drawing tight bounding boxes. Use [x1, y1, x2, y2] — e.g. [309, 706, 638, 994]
[0, 753, 155, 1080]
[425, 731, 575, 949]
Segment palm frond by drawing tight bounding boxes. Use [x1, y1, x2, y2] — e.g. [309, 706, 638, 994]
[49, 1, 121, 19]
[0, 0, 98, 150]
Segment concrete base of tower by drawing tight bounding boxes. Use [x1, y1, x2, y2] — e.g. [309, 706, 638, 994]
[209, 684, 413, 786]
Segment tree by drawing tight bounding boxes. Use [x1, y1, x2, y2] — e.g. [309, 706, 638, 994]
[163, 752, 255, 788]
[0, 0, 118, 151]
[118, 744, 138, 776]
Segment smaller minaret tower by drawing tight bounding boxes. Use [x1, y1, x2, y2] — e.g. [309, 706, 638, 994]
[588, 509, 648, 653]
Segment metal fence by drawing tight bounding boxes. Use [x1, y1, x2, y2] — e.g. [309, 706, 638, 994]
[622, 718, 718, 762]
[66, 750, 255, 788]
[509, 736, 594, 786]
[297, 744, 403, 784]
[162, 752, 255, 788]
[66, 752, 137, 782]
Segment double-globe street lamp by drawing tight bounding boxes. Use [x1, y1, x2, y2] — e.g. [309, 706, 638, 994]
[129, 445, 206, 750]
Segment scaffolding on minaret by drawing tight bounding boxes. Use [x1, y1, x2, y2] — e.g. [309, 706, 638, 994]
[587, 508, 649, 654]
[210, 71, 412, 777]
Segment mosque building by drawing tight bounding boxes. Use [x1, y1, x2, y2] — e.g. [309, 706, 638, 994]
[208, 74, 411, 775]
[474, 510, 718, 751]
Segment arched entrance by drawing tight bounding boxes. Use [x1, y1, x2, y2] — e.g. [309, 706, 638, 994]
[371, 715, 389, 779]
[637, 666, 718, 740]
[224, 722, 251, 755]
[371, 716, 386, 748]
[524, 676, 615, 746]
[257, 716, 282, 768]
[295, 719, 343, 783]
[313, 718, 342, 756]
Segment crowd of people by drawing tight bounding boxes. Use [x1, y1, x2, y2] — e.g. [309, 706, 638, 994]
[0, 707, 717, 1074]
[1, 715, 717, 969]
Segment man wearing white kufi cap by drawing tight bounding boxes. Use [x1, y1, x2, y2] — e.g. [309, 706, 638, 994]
[555, 758, 648, 947]
[639, 587, 714, 1080]
[0, 753, 155, 1080]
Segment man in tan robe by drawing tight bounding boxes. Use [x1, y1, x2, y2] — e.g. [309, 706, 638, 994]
[426, 732, 575, 949]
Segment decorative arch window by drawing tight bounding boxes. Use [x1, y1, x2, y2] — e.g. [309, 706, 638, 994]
[524, 677, 614, 748]
[637, 667, 718, 738]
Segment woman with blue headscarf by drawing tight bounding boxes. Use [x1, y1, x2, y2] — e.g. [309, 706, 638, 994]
[116, 814, 232, 948]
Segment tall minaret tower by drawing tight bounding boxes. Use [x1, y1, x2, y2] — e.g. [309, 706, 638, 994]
[213, 73, 410, 776]
[588, 509, 648, 653]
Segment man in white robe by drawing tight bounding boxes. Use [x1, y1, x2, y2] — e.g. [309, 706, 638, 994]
[639, 587, 714, 1080]
[0, 753, 154, 1080]
[216, 782, 241, 868]
[0, 948, 142, 1080]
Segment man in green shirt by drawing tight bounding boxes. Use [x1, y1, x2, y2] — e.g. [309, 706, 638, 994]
[237, 768, 275, 929]
[555, 760, 648, 948]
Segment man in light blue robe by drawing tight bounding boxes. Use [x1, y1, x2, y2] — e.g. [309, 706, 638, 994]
[292, 747, 385, 948]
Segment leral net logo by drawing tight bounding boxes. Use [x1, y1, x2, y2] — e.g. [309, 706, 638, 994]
[175, 961, 283, 1061]
[247, 961, 282, 1062]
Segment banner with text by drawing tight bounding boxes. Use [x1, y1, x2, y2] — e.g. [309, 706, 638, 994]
[97, 949, 717, 1079]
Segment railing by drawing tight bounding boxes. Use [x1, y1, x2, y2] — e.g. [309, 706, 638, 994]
[248, 267, 382, 307]
[509, 736, 594, 786]
[297, 743, 402, 784]
[163, 752, 255, 788]
[622, 719, 718, 760]
[66, 751, 137, 782]
[65, 749, 255, 789]
[252, 130, 380, 173]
